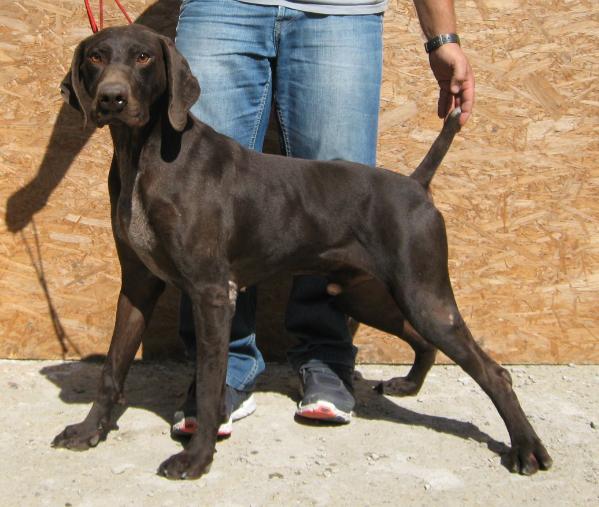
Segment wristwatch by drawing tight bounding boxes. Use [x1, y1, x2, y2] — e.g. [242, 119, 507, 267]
[424, 33, 461, 54]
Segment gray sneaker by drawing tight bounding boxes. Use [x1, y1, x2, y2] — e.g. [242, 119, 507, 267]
[296, 362, 355, 424]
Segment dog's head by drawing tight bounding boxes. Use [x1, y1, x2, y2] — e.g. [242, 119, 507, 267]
[61, 24, 200, 131]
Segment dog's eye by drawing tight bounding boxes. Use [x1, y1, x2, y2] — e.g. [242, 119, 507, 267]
[136, 53, 151, 65]
[88, 53, 103, 65]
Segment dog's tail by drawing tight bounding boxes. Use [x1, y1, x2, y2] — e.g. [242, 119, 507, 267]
[409, 107, 461, 189]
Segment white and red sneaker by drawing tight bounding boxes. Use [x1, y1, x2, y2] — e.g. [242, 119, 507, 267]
[172, 384, 256, 438]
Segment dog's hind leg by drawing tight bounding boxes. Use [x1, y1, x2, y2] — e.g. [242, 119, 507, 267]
[390, 205, 552, 475]
[375, 319, 436, 397]
[330, 276, 436, 396]
[52, 255, 165, 450]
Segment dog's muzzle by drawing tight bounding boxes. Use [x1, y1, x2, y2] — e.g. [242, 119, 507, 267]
[92, 70, 145, 127]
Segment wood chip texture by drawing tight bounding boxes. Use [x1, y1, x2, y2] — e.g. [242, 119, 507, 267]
[1, 0, 597, 363]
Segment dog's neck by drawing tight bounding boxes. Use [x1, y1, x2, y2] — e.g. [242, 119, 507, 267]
[109, 123, 146, 163]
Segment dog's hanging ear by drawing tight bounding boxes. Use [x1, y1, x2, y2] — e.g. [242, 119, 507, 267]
[60, 39, 93, 128]
[159, 36, 200, 131]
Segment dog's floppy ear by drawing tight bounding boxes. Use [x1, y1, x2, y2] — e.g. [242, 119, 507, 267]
[60, 39, 93, 128]
[159, 36, 200, 131]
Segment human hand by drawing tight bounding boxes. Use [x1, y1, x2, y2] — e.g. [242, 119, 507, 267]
[428, 43, 474, 126]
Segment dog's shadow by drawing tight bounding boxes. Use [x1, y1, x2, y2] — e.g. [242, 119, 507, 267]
[40, 358, 510, 460]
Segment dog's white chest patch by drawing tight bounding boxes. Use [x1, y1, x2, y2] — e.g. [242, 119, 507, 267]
[126, 186, 170, 280]
[128, 189, 155, 251]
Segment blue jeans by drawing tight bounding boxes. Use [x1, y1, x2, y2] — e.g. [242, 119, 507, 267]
[176, 0, 383, 390]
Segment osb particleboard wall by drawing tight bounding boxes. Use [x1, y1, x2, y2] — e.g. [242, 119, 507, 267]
[0, 0, 597, 363]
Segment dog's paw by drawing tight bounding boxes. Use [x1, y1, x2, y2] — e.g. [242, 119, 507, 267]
[503, 438, 553, 475]
[157, 451, 211, 480]
[375, 377, 421, 397]
[52, 423, 103, 451]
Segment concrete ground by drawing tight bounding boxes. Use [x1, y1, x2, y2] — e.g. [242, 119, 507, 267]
[1, 360, 597, 506]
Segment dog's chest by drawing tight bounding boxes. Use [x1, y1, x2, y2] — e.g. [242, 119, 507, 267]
[120, 182, 170, 281]
[128, 188, 154, 250]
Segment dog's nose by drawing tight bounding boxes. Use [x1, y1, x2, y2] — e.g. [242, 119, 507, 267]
[98, 83, 129, 113]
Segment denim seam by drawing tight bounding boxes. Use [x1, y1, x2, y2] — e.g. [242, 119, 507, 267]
[249, 76, 272, 151]
[276, 7, 302, 42]
[239, 357, 260, 390]
[273, 7, 282, 52]
[272, 6, 304, 151]
[173, 0, 186, 46]
[274, 98, 292, 157]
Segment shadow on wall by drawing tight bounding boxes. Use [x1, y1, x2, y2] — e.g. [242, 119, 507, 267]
[4, 0, 294, 361]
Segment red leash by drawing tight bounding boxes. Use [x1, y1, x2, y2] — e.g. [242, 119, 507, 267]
[84, 0, 133, 33]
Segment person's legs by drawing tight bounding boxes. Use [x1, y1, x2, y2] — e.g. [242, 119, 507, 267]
[174, 0, 277, 434]
[174, 3, 383, 428]
[274, 10, 384, 422]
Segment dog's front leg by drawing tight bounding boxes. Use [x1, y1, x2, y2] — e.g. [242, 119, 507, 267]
[53, 261, 165, 450]
[158, 279, 234, 480]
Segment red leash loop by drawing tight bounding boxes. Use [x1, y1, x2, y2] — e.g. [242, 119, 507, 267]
[85, 0, 133, 33]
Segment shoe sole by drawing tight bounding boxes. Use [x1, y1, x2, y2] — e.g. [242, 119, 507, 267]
[171, 395, 257, 438]
[217, 395, 257, 436]
[295, 400, 352, 424]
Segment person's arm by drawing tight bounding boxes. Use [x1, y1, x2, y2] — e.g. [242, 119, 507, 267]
[413, 0, 475, 126]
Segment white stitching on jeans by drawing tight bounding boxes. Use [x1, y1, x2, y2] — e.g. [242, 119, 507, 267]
[274, 98, 292, 157]
[249, 73, 271, 150]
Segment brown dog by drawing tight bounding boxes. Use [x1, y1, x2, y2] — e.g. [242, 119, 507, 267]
[52, 24, 552, 479]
